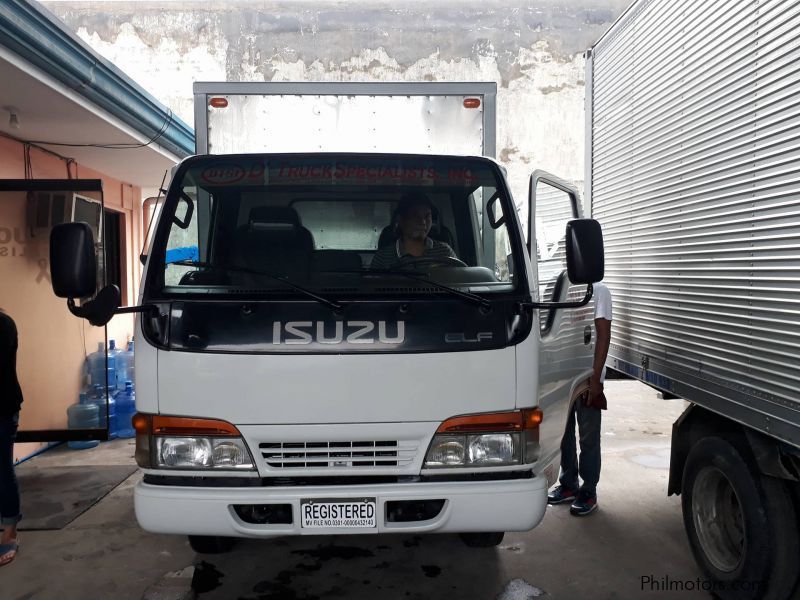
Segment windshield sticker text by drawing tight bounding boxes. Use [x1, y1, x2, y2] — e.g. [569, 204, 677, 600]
[200, 163, 266, 185]
[273, 163, 436, 184]
[266, 163, 484, 186]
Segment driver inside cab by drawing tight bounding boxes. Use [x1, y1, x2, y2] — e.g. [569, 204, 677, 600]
[370, 192, 458, 269]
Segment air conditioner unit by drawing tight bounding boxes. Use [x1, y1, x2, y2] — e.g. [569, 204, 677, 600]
[26, 191, 103, 240]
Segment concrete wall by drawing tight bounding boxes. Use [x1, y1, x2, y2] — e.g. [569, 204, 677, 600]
[4, 0, 628, 457]
[0, 135, 143, 460]
[45, 0, 629, 210]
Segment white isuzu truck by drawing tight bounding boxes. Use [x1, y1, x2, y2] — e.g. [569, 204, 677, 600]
[50, 82, 604, 552]
[587, 2, 800, 598]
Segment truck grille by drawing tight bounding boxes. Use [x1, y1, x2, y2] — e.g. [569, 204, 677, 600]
[259, 440, 417, 469]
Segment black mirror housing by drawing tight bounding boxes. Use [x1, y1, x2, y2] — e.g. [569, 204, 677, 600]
[566, 219, 605, 284]
[72, 285, 121, 327]
[50, 222, 97, 298]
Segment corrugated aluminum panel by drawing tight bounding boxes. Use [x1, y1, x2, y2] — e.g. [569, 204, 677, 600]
[589, 0, 800, 448]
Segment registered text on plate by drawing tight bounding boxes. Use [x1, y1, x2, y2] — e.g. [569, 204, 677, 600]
[301, 498, 377, 528]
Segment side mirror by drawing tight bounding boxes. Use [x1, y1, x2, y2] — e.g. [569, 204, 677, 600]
[565, 219, 604, 284]
[72, 284, 122, 327]
[50, 222, 97, 298]
[50, 222, 121, 326]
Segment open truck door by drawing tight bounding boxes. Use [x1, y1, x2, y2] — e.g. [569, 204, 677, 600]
[0, 179, 113, 445]
[527, 170, 605, 465]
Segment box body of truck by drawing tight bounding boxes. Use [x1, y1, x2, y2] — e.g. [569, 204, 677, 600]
[194, 81, 495, 158]
[587, 1, 800, 596]
[118, 82, 603, 549]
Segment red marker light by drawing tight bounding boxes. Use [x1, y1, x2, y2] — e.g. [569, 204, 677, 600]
[463, 98, 481, 109]
[209, 97, 229, 108]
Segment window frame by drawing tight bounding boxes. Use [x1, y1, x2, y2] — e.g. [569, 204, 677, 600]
[146, 153, 531, 301]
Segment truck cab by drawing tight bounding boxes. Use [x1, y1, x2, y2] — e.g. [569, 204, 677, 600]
[49, 83, 604, 551]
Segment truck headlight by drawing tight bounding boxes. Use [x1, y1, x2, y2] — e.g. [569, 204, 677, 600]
[426, 435, 466, 466]
[468, 433, 518, 464]
[156, 437, 253, 469]
[424, 409, 541, 469]
[134, 414, 255, 470]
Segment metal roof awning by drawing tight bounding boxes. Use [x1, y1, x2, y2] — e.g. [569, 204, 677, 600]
[0, 1, 194, 188]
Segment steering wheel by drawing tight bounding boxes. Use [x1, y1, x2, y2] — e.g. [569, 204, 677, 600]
[402, 256, 468, 269]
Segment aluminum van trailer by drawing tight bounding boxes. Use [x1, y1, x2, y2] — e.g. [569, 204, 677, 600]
[587, 1, 800, 598]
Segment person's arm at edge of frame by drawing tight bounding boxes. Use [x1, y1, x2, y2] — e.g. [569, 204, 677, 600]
[0, 316, 17, 408]
[589, 317, 611, 402]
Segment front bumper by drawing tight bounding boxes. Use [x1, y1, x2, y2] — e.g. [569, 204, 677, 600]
[134, 476, 548, 538]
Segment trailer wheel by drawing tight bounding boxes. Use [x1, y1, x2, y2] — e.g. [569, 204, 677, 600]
[459, 532, 505, 547]
[188, 535, 237, 554]
[681, 436, 799, 599]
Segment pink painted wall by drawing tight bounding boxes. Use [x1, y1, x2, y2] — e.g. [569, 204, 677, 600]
[0, 136, 144, 460]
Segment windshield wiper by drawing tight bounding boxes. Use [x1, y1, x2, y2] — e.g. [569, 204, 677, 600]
[171, 260, 343, 312]
[332, 268, 492, 311]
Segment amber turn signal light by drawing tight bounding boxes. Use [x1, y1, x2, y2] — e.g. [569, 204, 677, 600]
[436, 408, 542, 433]
[133, 413, 151, 434]
[133, 413, 241, 436]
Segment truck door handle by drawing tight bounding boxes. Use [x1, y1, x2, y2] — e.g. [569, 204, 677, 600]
[186, 333, 208, 349]
[584, 326, 592, 345]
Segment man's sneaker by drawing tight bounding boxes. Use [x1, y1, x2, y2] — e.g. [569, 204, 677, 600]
[570, 491, 598, 516]
[547, 485, 577, 505]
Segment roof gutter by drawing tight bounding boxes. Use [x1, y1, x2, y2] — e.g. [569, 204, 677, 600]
[0, 0, 194, 158]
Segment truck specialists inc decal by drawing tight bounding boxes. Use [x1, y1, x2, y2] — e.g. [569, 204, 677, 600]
[199, 160, 481, 187]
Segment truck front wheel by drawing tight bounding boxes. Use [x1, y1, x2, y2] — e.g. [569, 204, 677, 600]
[188, 535, 237, 554]
[681, 436, 799, 599]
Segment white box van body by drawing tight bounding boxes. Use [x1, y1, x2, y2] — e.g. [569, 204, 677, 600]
[587, 3, 800, 596]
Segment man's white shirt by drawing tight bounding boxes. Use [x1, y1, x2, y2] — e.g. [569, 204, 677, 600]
[593, 282, 613, 382]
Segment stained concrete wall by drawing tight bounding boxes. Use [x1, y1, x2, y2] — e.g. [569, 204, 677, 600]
[44, 0, 629, 211]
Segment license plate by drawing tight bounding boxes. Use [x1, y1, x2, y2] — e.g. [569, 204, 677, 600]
[300, 498, 377, 528]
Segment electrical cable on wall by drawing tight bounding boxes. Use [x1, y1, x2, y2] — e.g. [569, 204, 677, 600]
[23, 143, 33, 179]
[12, 109, 174, 150]
[1, 107, 173, 179]
[2, 130, 77, 179]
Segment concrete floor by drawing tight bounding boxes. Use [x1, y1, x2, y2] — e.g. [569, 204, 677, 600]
[5, 380, 708, 600]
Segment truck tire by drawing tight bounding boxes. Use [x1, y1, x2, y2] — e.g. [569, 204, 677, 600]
[459, 532, 505, 547]
[188, 535, 237, 554]
[681, 436, 799, 600]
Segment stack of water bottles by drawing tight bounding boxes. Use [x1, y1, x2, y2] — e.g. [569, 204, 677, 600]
[67, 339, 136, 449]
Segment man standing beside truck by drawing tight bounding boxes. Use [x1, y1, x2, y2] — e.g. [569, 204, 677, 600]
[548, 282, 612, 516]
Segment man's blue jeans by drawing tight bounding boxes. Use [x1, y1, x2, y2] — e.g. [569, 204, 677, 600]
[559, 396, 601, 497]
[0, 412, 21, 526]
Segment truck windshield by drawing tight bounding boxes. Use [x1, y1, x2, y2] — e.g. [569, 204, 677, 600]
[155, 154, 521, 299]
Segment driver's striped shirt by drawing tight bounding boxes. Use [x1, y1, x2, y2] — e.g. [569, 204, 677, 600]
[370, 237, 457, 270]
